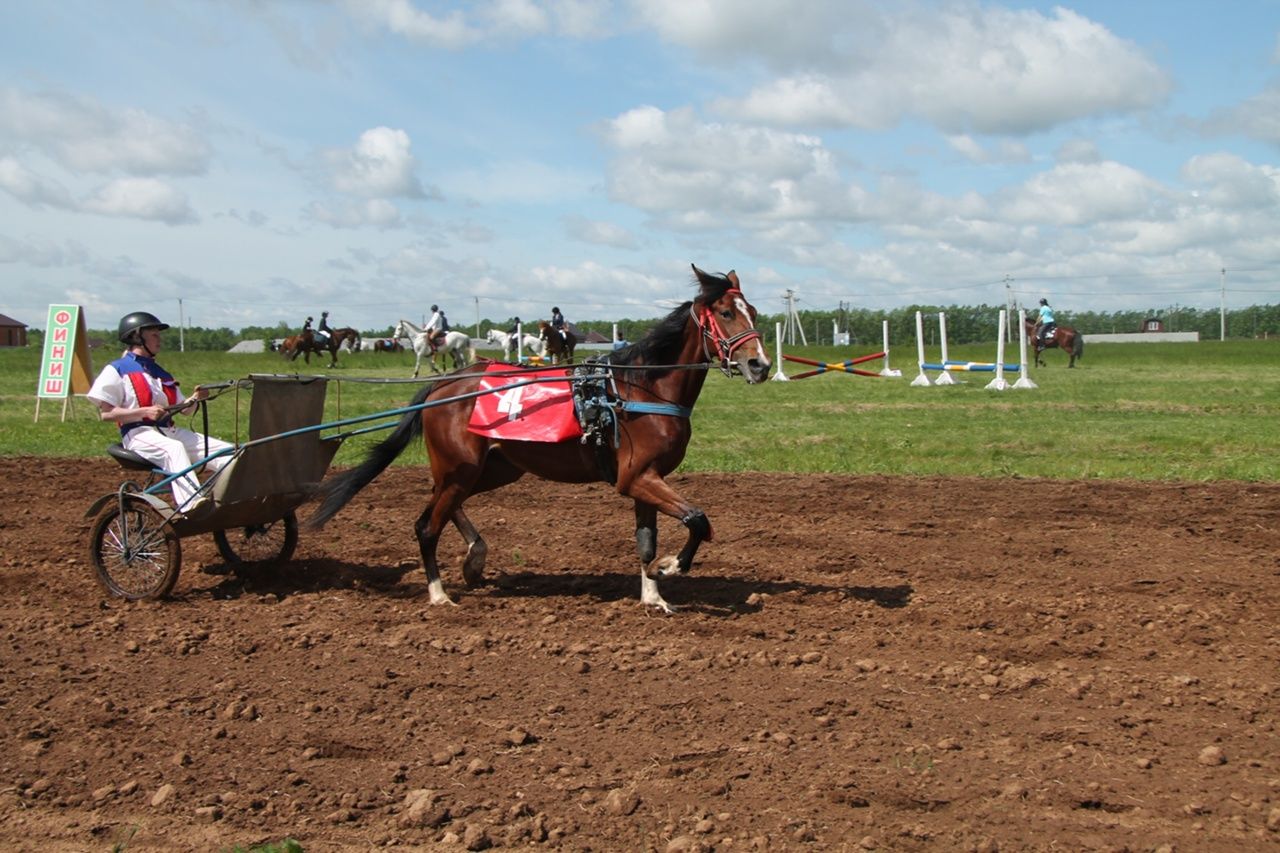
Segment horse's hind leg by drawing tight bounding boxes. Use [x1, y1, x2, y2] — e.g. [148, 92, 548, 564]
[452, 508, 487, 588]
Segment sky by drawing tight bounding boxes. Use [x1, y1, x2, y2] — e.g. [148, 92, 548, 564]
[2, 0, 1280, 333]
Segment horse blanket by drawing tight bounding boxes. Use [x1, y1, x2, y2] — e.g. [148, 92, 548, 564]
[467, 364, 582, 442]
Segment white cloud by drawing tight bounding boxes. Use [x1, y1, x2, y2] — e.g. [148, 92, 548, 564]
[997, 162, 1166, 226]
[527, 260, 671, 306]
[675, 3, 1172, 134]
[1181, 152, 1280, 209]
[0, 87, 210, 175]
[1205, 84, 1280, 145]
[442, 158, 594, 204]
[0, 156, 75, 209]
[484, 0, 549, 35]
[603, 106, 855, 226]
[325, 127, 427, 199]
[341, 0, 480, 48]
[0, 233, 89, 268]
[305, 198, 405, 229]
[946, 134, 1031, 164]
[564, 215, 639, 249]
[80, 178, 198, 225]
[1055, 139, 1103, 164]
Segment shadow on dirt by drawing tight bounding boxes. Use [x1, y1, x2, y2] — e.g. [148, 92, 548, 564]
[178, 560, 912, 611]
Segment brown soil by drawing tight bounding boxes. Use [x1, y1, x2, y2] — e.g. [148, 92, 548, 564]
[1, 457, 1277, 851]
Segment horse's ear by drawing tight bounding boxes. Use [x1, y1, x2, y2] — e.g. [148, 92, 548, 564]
[726, 270, 739, 286]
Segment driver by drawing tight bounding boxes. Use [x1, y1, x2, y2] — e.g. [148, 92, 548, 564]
[87, 311, 234, 516]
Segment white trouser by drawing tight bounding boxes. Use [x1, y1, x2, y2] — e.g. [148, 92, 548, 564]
[123, 425, 235, 508]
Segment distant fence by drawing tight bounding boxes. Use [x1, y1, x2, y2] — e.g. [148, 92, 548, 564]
[1082, 332, 1200, 343]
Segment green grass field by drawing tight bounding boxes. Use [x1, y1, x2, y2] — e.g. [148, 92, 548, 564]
[2, 338, 1277, 481]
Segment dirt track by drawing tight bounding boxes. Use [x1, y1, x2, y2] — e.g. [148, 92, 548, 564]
[1, 457, 1277, 851]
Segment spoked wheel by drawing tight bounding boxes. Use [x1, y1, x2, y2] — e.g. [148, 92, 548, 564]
[213, 511, 298, 568]
[89, 498, 182, 601]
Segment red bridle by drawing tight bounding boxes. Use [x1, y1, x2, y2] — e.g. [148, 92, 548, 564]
[694, 288, 763, 373]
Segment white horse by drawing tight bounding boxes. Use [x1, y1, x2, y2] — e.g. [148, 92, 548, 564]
[484, 328, 545, 361]
[394, 319, 475, 378]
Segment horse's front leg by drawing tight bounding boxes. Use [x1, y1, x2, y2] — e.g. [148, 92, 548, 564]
[624, 472, 712, 613]
[634, 501, 658, 564]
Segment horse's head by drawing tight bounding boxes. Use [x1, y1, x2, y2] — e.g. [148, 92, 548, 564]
[691, 265, 770, 383]
[537, 321, 550, 339]
[393, 320, 406, 339]
[485, 329, 501, 344]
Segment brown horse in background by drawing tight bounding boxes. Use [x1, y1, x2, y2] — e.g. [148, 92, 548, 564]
[538, 321, 576, 364]
[1024, 318, 1084, 368]
[309, 265, 771, 613]
[281, 327, 360, 367]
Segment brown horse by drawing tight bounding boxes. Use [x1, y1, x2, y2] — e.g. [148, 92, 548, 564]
[370, 338, 404, 353]
[282, 327, 361, 367]
[309, 265, 771, 612]
[1024, 318, 1084, 368]
[538, 321, 576, 364]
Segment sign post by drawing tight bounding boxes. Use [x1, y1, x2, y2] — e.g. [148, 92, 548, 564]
[35, 304, 94, 422]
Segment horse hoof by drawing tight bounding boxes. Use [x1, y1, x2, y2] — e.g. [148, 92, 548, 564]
[655, 555, 682, 577]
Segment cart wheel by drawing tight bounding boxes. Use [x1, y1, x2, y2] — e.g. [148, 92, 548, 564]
[89, 499, 182, 601]
[213, 511, 299, 567]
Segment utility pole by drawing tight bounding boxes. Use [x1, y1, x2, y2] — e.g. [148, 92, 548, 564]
[1220, 267, 1226, 341]
[781, 289, 807, 346]
[178, 298, 185, 352]
[474, 295, 480, 338]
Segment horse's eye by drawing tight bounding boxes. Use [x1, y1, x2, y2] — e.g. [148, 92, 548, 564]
[720, 310, 733, 319]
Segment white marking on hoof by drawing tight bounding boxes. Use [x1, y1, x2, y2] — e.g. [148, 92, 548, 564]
[639, 570, 676, 614]
[427, 579, 457, 606]
[655, 555, 682, 577]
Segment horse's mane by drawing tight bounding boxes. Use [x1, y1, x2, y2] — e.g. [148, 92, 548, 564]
[608, 269, 736, 370]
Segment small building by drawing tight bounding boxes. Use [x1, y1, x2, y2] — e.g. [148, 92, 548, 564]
[581, 330, 610, 344]
[0, 313, 28, 347]
[1141, 317, 1165, 333]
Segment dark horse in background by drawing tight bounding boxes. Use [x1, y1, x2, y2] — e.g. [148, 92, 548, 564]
[538, 321, 577, 364]
[281, 327, 361, 368]
[1024, 318, 1084, 368]
[309, 265, 771, 613]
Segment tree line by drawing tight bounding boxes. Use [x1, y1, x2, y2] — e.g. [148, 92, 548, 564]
[28, 303, 1279, 351]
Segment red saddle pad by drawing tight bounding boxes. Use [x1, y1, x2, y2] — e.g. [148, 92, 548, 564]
[467, 363, 583, 443]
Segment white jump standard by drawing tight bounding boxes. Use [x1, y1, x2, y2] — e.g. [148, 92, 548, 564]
[910, 309, 1037, 390]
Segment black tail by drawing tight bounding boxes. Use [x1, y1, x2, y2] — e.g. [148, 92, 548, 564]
[1073, 332, 1084, 360]
[306, 383, 433, 530]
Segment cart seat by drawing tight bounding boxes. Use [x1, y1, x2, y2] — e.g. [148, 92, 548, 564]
[107, 443, 156, 472]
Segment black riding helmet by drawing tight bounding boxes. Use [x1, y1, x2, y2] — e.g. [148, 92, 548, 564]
[1039, 298, 1048, 305]
[118, 311, 169, 344]
[431, 304, 438, 312]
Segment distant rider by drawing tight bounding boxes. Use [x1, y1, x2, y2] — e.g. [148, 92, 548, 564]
[1034, 298, 1056, 343]
[316, 310, 332, 345]
[550, 306, 567, 343]
[425, 305, 448, 351]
